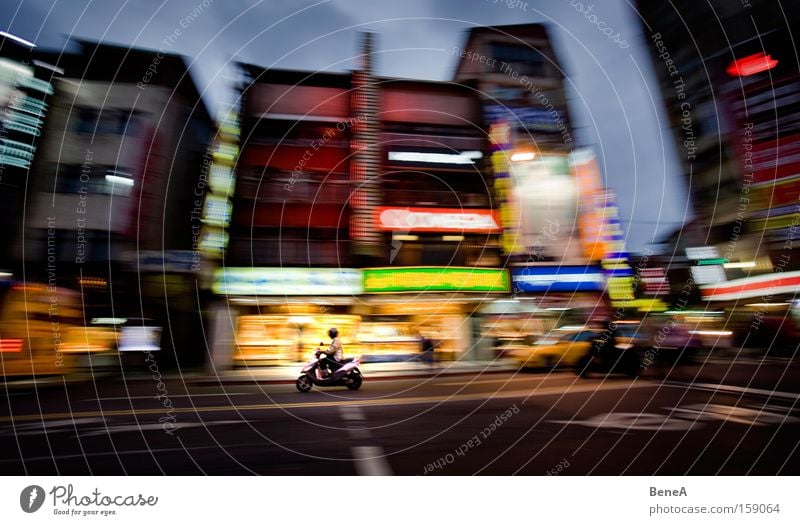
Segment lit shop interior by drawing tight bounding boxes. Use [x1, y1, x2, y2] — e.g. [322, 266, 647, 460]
[216, 267, 510, 365]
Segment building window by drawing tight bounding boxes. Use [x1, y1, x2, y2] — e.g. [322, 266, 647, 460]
[55, 164, 135, 197]
[72, 107, 140, 136]
[489, 43, 545, 77]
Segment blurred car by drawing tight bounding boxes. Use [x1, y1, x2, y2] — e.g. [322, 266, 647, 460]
[0, 283, 81, 378]
[61, 317, 125, 371]
[508, 328, 599, 369]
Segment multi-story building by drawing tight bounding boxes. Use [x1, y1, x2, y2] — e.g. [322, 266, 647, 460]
[212, 32, 511, 368]
[454, 24, 628, 334]
[636, 1, 800, 345]
[1, 32, 57, 275]
[211, 24, 641, 368]
[454, 24, 587, 267]
[210, 65, 361, 367]
[21, 40, 213, 365]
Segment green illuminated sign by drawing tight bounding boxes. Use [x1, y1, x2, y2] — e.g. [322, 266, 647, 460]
[363, 267, 509, 293]
[697, 258, 729, 266]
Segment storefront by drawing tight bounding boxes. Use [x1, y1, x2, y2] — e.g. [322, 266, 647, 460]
[700, 270, 800, 349]
[210, 266, 511, 366]
[479, 299, 562, 355]
[212, 267, 363, 365]
[511, 263, 607, 311]
[358, 267, 510, 361]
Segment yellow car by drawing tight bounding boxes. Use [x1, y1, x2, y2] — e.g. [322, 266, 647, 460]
[510, 329, 599, 369]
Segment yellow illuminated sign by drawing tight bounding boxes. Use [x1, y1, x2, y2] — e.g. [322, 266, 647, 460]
[363, 267, 509, 293]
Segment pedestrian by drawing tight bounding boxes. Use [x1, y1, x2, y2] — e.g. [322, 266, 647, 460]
[420, 334, 435, 366]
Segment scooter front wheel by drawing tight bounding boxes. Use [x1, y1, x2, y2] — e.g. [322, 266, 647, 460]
[296, 375, 312, 392]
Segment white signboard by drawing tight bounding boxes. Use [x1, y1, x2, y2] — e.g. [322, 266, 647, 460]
[686, 246, 720, 260]
[119, 326, 162, 352]
[213, 268, 363, 296]
[690, 265, 727, 285]
[377, 207, 501, 232]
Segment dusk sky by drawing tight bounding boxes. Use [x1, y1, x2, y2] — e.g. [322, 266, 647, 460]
[1, 0, 691, 253]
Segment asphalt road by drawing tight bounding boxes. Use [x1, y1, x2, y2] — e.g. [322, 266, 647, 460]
[1, 356, 799, 475]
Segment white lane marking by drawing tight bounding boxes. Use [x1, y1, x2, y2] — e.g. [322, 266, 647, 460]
[440, 376, 565, 386]
[4, 420, 245, 437]
[552, 401, 800, 431]
[89, 393, 253, 401]
[702, 357, 796, 366]
[0, 444, 257, 463]
[351, 446, 392, 476]
[79, 420, 244, 436]
[339, 406, 365, 421]
[553, 412, 698, 431]
[0, 418, 107, 436]
[347, 428, 371, 440]
[668, 381, 800, 400]
[670, 404, 800, 426]
[27, 418, 105, 429]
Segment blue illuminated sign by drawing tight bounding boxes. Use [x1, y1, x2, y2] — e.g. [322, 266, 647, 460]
[511, 266, 605, 293]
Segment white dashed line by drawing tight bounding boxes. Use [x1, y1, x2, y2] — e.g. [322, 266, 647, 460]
[339, 406, 366, 421]
[351, 446, 393, 476]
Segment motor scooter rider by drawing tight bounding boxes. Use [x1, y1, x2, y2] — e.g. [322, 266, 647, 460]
[320, 328, 343, 378]
[592, 319, 619, 355]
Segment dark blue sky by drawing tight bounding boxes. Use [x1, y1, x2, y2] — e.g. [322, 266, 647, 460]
[1, 0, 691, 253]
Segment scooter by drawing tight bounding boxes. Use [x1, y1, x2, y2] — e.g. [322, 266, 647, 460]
[296, 346, 363, 392]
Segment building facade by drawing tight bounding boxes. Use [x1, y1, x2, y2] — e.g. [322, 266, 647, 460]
[21, 41, 213, 365]
[211, 25, 628, 368]
[636, 1, 800, 346]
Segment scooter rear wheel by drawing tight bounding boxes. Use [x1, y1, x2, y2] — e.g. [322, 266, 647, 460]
[296, 375, 312, 392]
[346, 373, 362, 391]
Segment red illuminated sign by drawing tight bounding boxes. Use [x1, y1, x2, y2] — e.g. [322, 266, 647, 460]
[376, 207, 502, 233]
[0, 339, 23, 352]
[726, 53, 778, 77]
[701, 270, 800, 301]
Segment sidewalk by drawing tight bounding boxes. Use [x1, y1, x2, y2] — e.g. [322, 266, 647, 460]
[192, 359, 518, 386]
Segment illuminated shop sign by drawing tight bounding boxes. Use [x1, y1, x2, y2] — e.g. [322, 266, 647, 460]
[685, 246, 720, 260]
[363, 267, 509, 293]
[606, 276, 636, 304]
[376, 207, 501, 233]
[489, 121, 525, 255]
[638, 267, 670, 296]
[726, 52, 778, 77]
[484, 105, 565, 132]
[387, 151, 482, 165]
[202, 194, 232, 227]
[701, 270, 800, 301]
[511, 266, 605, 293]
[213, 268, 363, 296]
